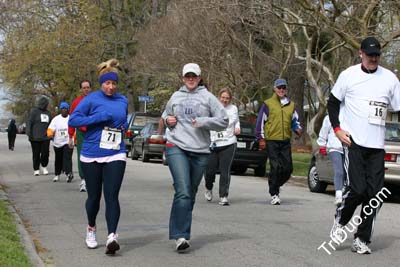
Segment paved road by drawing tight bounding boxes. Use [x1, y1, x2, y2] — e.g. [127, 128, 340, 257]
[1, 133, 400, 267]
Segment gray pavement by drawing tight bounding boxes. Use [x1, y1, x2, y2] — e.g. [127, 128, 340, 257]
[1, 133, 400, 267]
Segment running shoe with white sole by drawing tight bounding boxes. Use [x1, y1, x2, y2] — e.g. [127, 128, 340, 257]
[85, 226, 98, 249]
[204, 190, 213, 201]
[219, 197, 229, 206]
[67, 173, 74, 183]
[42, 167, 49, 175]
[175, 238, 190, 253]
[270, 195, 281, 205]
[351, 237, 371, 254]
[53, 176, 59, 182]
[105, 233, 120, 255]
[34, 170, 40, 176]
[330, 219, 346, 244]
[79, 180, 87, 192]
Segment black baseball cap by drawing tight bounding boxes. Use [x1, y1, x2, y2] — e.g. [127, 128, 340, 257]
[360, 37, 381, 56]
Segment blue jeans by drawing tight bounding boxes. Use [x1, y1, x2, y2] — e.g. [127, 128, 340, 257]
[166, 146, 210, 240]
[329, 151, 344, 191]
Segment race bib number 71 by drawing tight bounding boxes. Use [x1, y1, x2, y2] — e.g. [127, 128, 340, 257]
[100, 127, 122, 150]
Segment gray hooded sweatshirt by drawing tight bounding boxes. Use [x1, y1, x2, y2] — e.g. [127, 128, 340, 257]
[26, 97, 52, 141]
[162, 85, 228, 153]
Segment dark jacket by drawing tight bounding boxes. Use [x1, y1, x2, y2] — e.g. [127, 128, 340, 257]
[7, 119, 18, 136]
[26, 97, 52, 141]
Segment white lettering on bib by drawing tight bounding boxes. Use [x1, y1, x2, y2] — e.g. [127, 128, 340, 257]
[368, 101, 387, 126]
[100, 127, 122, 150]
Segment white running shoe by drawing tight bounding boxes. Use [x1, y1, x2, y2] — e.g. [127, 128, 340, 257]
[351, 237, 371, 254]
[219, 197, 229, 206]
[330, 220, 346, 244]
[79, 180, 87, 192]
[85, 226, 98, 249]
[53, 176, 59, 182]
[42, 167, 49, 175]
[204, 190, 213, 201]
[270, 195, 281, 205]
[175, 237, 190, 253]
[33, 170, 40, 176]
[105, 233, 120, 255]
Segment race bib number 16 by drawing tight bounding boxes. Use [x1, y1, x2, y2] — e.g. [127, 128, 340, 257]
[368, 101, 387, 126]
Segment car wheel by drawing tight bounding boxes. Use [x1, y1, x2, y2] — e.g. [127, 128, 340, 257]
[231, 166, 247, 175]
[254, 164, 266, 177]
[142, 146, 150, 162]
[308, 159, 328, 193]
[162, 149, 168, 165]
[131, 146, 139, 160]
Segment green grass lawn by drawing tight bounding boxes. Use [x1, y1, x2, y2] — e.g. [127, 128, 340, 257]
[0, 200, 32, 267]
[292, 152, 312, 177]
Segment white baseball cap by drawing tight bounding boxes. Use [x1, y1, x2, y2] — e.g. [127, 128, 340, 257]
[182, 63, 201, 76]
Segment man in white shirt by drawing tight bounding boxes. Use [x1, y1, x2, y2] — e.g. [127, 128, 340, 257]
[327, 37, 400, 254]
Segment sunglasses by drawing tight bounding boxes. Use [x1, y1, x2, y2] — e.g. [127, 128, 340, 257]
[276, 85, 287, 90]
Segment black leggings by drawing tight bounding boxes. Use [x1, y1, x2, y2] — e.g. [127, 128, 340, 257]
[82, 160, 126, 234]
[53, 145, 73, 176]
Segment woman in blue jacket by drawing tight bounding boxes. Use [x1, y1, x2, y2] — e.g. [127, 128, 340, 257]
[69, 59, 128, 255]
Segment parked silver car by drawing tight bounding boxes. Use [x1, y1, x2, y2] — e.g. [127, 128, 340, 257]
[308, 122, 400, 193]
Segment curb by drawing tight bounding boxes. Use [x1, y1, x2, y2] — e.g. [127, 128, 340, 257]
[0, 188, 45, 267]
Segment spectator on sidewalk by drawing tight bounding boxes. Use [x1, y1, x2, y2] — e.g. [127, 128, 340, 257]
[7, 118, 18, 151]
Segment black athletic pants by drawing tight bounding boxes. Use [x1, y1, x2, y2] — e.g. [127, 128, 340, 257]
[30, 140, 50, 171]
[53, 145, 73, 176]
[267, 139, 293, 196]
[336, 140, 385, 243]
[204, 143, 236, 197]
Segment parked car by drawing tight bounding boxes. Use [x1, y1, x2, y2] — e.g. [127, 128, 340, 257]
[308, 122, 400, 193]
[231, 115, 268, 177]
[124, 112, 161, 155]
[131, 122, 166, 162]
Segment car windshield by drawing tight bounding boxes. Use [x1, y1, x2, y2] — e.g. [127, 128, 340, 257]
[385, 123, 400, 142]
[133, 116, 160, 126]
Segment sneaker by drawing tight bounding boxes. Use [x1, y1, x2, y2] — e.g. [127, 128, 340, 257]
[33, 170, 40, 176]
[105, 233, 120, 255]
[270, 195, 281, 205]
[67, 173, 74, 183]
[42, 167, 49, 175]
[334, 197, 342, 206]
[85, 226, 98, 249]
[219, 197, 229, 206]
[204, 190, 213, 201]
[175, 238, 190, 253]
[79, 180, 87, 192]
[351, 237, 371, 254]
[330, 220, 346, 244]
[53, 176, 59, 182]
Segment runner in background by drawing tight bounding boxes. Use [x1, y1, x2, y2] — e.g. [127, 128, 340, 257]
[68, 80, 92, 192]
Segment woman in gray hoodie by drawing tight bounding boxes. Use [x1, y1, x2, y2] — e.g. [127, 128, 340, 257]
[163, 63, 228, 253]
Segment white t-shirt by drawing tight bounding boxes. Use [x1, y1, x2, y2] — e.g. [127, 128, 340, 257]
[48, 114, 70, 148]
[332, 63, 400, 149]
[210, 104, 240, 147]
[317, 115, 343, 153]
